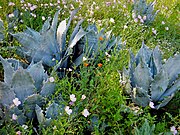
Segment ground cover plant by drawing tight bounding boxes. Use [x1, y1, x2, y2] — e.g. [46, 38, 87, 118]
[0, 0, 179, 134]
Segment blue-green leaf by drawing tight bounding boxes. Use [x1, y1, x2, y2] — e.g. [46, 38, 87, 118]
[150, 69, 169, 102]
[11, 69, 36, 102]
[0, 55, 15, 84]
[0, 82, 15, 106]
[133, 60, 152, 91]
[163, 54, 180, 86]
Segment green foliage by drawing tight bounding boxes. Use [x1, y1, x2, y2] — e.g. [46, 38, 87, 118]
[134, 119, 155, 135]
[121, 43, 180, 109]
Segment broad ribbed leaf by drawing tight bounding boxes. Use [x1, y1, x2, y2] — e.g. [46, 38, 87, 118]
[35, 104, 45, 124]
[7, 58, 24, 70]
[155, 94, 174, 109]
[135, 43, 152, 66]
[149, 46, 162, 76]
[40, 81, 56, 97]
[10, 106, 27, 125]
[150, 69, 169, 102]
[159, 78, 180, 101]
[0, 55, 15, 84]
[131, 87, 150, 107]
[23, 94, 45, 119]
[0, 82, 15, 106]
[27, 61, 47, 91]
[163, 54, 180, 86]
[41, 17, 51, 33]
[57, 19, 66, 54]
[85, 26, 98, 57]
[11, 69, 35, 102]
[51, 10, 60, 31]
[129, 50, 136, 87]
[68, 28, 86, 49]
[45, 102, 63, 119]
[133, 60, 152, 91]
[69, 19, 84, 42]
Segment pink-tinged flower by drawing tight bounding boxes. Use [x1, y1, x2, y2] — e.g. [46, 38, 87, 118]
[65, 106, 72, 115]
[152, 28, 157, 35]
[161, 21, 165, 25]
[70, 94, 76, 102]
[30, 5, 37, 11]
[171, 126, 178, 135]
[16, 131, 21, 135]
[138, 15, 142, 19]
[140, 19, 144, 23]
[12, 114, 17, 120]
[81, 94, 86, 100]
[8, 13, 14, 18]
[82, 109, 90, 117]
[134, 18, 138, 23]
[149, 101, 155, 109]
[49, 77, 55, 82]
[8, 2, 15, 6]
[106, 2, 111, 6]
[13, 98, 21, 106]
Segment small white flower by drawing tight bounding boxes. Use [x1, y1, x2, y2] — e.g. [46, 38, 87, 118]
[105, 52, 111, 58]
[170, 126, 178, 135]
[143, 15, 147, 20]
[65, 106, 72, 115]
[149, 101, 155, 109]
[81, 94, 86, 100]
[49, 77, 55, 82]
[110, 18, 115, 23]
[42, 16, 45, 20]
[8, 13, 14, 18]
[82, 109, 90, 117]
[22, 125, 28, 129]
[12, 114, 17, 120]
[134, 18, 138, 23]
[13, 98, 21, 106]
[161, 21, 165, 25]
[53, 126, 57, 130]
[68, 68, 73, 72]
[83, 57, 87, 61]
[137, 15, 142, 19]
[165, 27, 169, 31]
[16, 131, 21, 135]
[124, 25, 128, 29]
[152, 28, 157, 35]
[132, 12, 136, 19]
[8, 2, 15, 6]
[140, 19, 144, 23]
[70, 94, 76, 102]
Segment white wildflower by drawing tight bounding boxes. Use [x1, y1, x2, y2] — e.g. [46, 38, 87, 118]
[12, 114, 18, 120]
[110, 18, 115, 23]
[70, 94, 76, 102]
[170, 126, 178, 135]
[82, 109, 90, 117]
[65, 106, 72, 115]
[13, 98, 21, 107]
[149, 101, 155, 109]
[81, 94, 86, 100]
[49, 77, 55, 82]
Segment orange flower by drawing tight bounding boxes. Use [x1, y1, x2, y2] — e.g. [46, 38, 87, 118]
[84, 62, 89, 67]
[97, 63, 103, 67]
[99, 36, 103, 41]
